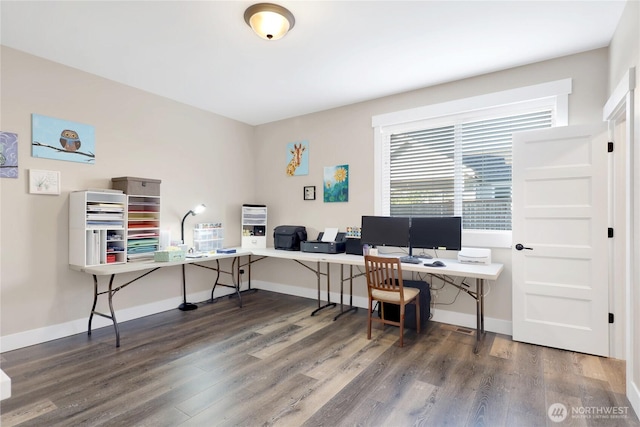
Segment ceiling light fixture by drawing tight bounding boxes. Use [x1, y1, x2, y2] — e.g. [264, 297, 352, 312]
[244, 3, 295, 41]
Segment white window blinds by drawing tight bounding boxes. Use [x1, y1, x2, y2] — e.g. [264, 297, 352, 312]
[389, 110, 553, 230]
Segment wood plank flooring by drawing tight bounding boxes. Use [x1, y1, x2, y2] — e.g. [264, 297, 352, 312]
[1, 290, 638, 427]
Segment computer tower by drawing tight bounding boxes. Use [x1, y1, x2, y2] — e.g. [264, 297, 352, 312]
[345, 238, 364, 255]
[380, 280, 430, 330]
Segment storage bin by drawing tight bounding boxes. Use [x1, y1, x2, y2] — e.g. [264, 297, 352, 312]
[193, 224, 224, 252]
[154, 250, 186, 262]
[193, 228, 224, 241]
[194, 239, 223, 252]
[111, 177, 161, 196]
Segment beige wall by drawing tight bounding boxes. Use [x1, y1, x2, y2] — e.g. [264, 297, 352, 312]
[608, 0, 639, 94]
[0, 45, 612, 349]
[250, 48, 610, 325]
[0, 46, 255, 342]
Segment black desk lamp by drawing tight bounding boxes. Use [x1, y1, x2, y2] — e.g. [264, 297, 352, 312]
[179, 204, 206, 311]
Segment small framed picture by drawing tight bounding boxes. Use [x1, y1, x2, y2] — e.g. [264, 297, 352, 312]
[29, 169, 61, 195]
[304, 185, 316, 201]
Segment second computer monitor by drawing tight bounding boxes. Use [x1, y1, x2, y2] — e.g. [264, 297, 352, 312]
[410, 216, 462, 251]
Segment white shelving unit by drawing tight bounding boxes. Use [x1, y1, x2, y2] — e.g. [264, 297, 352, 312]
[242, 204, 267, 249]
[126, 195, 161, 261]
[69, 190, 127, 267]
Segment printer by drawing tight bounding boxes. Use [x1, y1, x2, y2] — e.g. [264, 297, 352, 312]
[301, 232, 347, 254]
[457, 247, 492, 265]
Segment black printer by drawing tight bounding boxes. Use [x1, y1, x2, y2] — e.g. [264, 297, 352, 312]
[301, 232, 347, 254]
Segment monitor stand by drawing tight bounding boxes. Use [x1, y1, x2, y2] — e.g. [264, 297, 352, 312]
[400, 246, 432, 264]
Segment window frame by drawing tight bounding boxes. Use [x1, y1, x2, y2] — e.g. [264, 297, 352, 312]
[372, 79, 571, 248]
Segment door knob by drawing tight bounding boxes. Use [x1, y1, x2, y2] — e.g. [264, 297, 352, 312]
[515, 243, 533, 251]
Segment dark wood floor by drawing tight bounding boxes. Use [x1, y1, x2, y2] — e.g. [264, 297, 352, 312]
[1, 290, 638, 427]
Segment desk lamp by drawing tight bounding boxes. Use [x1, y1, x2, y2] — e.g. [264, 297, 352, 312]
[179, 203, 206, 311]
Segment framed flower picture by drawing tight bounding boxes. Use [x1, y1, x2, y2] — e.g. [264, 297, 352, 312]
[323, 165, 348, 202]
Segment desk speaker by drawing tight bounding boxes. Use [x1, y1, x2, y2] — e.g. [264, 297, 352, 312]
[345, 238, 364, 255]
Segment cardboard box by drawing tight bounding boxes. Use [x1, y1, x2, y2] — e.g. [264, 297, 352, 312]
[111, 177, 161, 196]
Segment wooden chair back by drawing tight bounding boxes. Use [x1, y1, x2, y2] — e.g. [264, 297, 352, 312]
[364, 255, 406, 299]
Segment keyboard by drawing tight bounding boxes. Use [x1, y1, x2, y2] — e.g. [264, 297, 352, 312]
[399, 256, 422, 264]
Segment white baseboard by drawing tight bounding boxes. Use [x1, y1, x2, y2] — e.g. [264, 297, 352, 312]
[629, 379, 640, 420]
[253, 279, 369, 308]
[431, 307, 512, 336]
[253, 280, 512, 336]
[1, 280, 511, 353]
[0, 288, 232, 353]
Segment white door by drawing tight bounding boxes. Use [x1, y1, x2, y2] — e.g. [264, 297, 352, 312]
[512, 124, 609, 357]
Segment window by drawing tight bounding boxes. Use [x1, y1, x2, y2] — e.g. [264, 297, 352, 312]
[389, 110, 553, 230]
[373, 79, 571, 247]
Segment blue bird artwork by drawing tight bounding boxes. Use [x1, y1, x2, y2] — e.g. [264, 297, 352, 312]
[31, 114, 95, 164]
[60, 129, 81, 152]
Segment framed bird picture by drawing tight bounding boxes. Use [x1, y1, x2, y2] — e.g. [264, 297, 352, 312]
[31, 114, 95, 164]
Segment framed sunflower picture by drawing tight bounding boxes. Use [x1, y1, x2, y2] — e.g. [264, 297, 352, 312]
[323, 164, 348, 202]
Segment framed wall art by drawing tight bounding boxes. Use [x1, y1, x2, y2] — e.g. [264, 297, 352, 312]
[323, 164, 349, 202]
[31, 114, 95, 164]
[285, 140, 309, 176]
[29, 169, 61, 195]
[0, 131, 18, 179]
[304, 185, 316, 200]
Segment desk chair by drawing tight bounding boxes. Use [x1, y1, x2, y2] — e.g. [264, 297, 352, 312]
[364, 255, 421, 347]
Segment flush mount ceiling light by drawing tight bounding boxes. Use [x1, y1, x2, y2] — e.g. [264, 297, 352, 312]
[244, 3, 295, 41]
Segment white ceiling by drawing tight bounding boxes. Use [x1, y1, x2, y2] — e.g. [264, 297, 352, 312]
[0, 1, 627, 126]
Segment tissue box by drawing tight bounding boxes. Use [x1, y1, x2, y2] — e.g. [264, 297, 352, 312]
[154, 250, 185, 262]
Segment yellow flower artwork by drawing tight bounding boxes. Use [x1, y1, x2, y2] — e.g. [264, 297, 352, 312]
[323, 165, 349, 202]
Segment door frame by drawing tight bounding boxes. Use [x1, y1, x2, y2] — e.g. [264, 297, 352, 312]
[603, 67, 638, 415]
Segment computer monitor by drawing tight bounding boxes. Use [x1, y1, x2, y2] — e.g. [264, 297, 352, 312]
[360, 216, 410, 248]
[410, 216, 462, 251]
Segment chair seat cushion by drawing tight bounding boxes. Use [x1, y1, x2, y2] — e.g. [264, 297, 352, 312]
[372, 287, 419, 303]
